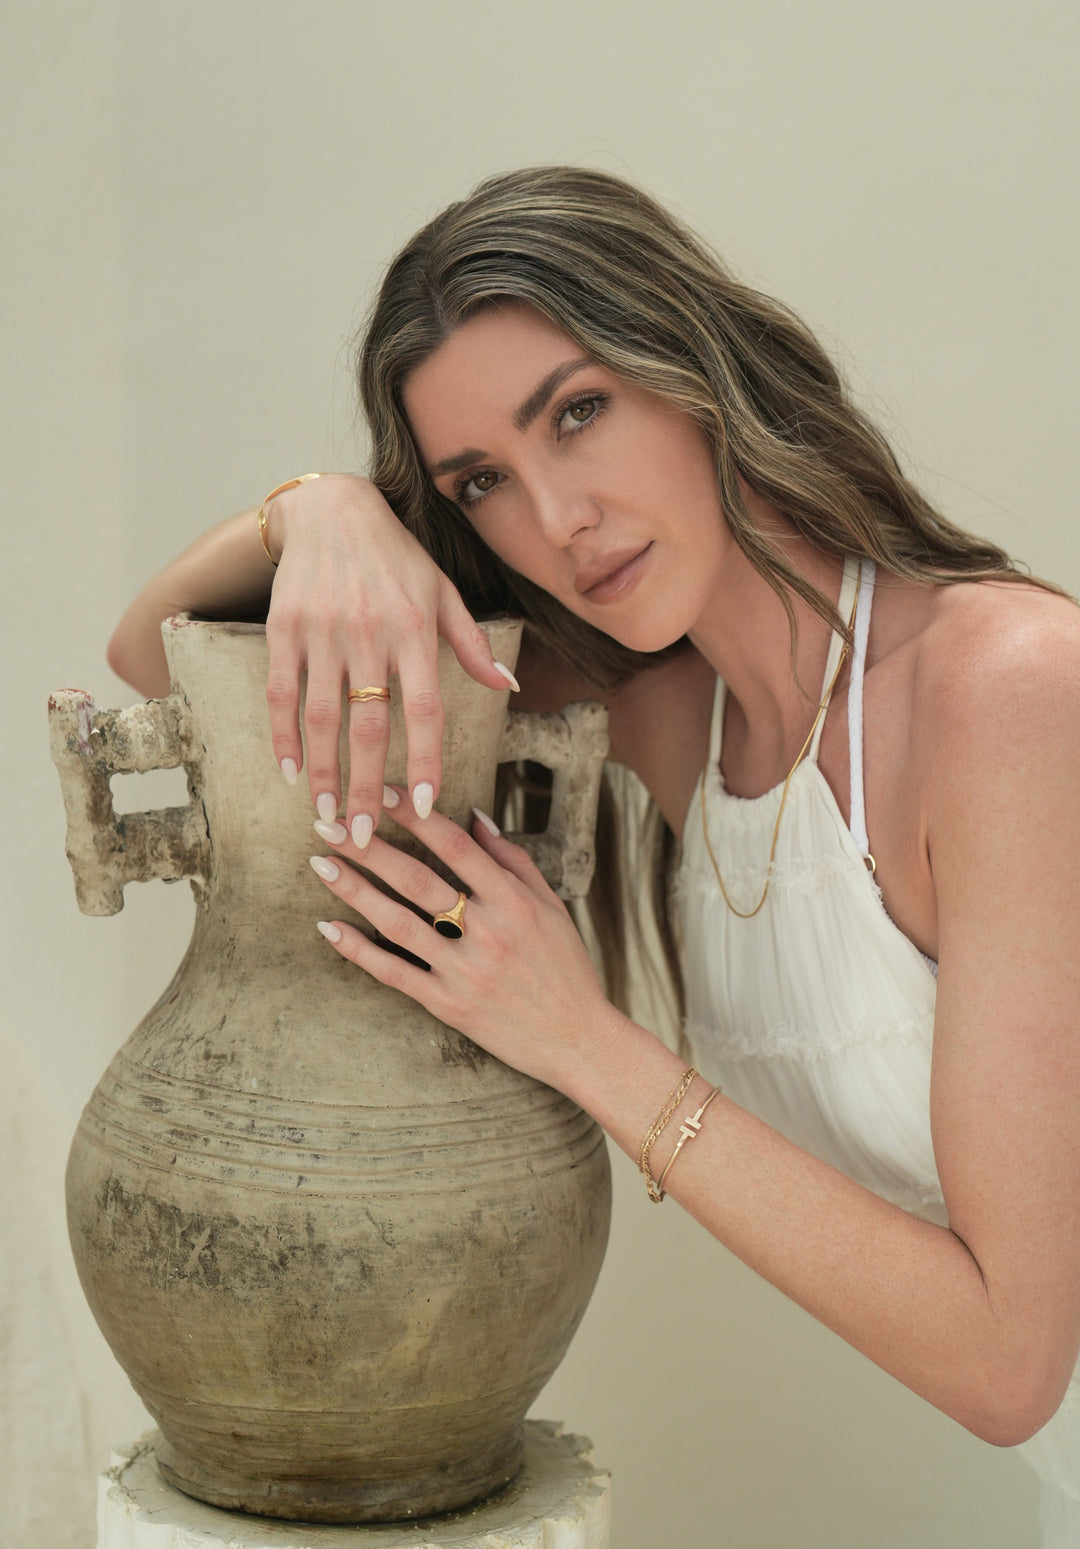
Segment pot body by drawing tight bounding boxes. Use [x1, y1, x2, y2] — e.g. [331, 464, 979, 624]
[52, 616, 611, 1523]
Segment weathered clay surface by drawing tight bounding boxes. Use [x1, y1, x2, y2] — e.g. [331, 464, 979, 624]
[48, 690, 211, 915]
[99, 1422, 611, 1547]
[53, 617, 612, 1523]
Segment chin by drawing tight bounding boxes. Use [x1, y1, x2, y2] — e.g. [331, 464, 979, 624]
[588, 611, 689, 655]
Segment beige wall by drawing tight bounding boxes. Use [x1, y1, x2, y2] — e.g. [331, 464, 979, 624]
[5, 1, 1076, 1542]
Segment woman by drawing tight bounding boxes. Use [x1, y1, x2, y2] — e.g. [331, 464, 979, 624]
[108, 166, 1080, 1542]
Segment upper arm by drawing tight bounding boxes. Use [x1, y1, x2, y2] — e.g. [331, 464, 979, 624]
[926, 596, 1080, 1410]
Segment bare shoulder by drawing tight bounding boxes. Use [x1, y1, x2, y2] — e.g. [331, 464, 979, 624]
[913, 578, 1080, 751]
[905, 578, 1080, 893]
[863, 576, 1080, 970]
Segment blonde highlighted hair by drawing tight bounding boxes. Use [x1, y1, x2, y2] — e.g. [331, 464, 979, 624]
[356, 165, 1061, 1023]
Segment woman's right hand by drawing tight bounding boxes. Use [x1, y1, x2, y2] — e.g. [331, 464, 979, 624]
[263, 474, 515, 846]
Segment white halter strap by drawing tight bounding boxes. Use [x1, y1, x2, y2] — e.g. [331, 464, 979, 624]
[807, 555, 861, 764]
[846, 558, 876, 861]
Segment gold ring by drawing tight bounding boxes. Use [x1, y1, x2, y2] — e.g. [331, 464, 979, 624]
[432, 890, 468, 940]
[348, 686, 391, 705]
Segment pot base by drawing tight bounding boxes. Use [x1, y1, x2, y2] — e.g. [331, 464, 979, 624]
[100, 1422, 611, 1545]
[156, 1427, 524, 1524]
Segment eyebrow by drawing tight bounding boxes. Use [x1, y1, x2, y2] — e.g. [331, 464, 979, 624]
[427, 356, 594, 479]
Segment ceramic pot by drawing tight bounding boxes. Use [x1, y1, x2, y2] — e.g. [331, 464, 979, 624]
[49, 615, 611, 1524]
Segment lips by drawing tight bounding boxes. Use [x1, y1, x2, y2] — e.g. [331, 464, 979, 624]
[575, 543, 653, 596]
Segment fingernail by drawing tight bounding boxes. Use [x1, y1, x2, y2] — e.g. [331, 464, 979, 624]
[317, 920, 342, 943]
[493, 661, 520, 693]
[309, 855, 340, 881]
[314, 818, 348, 844]
[382, 784, 401, 809]
[351, 814, 374, 849]
[413, 782, 434, 820]
[280, 758, 299, 786]
[472, 806, 501, 838]
[316, 792, 339, 822]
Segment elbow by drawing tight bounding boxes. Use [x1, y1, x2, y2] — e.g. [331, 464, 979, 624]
[957, 1365, 1071, 1449]
[105, 629, 130, 684]
[106, 628, 169, 699]
[974, 1409, 1055, 1450]
[105, 630, 140, 693]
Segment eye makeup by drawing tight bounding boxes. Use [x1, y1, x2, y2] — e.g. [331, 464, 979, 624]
[451, 391, 610, 509]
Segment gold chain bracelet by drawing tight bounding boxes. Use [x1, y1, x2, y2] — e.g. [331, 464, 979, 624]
[639, 1067, 698, 1202]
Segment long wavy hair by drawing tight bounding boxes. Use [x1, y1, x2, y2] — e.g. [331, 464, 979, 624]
[356, 165, 1062, 1028]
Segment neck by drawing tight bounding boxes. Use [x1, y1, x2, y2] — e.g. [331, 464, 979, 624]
[687, 494, 847, 763]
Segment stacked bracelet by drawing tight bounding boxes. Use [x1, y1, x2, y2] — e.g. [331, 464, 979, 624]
[639, 1068, 721, 1203]
[258, 473, 325, 566]
[653, 1086, 721, 1201]
[639, 1067, 697, 1202]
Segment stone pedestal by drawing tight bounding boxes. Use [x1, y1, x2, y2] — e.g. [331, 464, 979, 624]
[97, 1422, 610, 1548]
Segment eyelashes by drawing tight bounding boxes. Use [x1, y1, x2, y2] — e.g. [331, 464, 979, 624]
[452, 391, 609, 509]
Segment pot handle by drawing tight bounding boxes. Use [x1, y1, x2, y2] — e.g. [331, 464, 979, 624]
[48, 690, 211, 916]
[496, 700, 609, 899]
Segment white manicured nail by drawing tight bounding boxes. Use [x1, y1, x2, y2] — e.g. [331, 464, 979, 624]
[280, 758, 298, 786]
[382, 784, 400, 809]
[493, 661, 520, 693]
[316, 792, 339, 822]
[472, 807, 500, 838]
[351, 814, 374, 849]
[413, 782, 434, 819]
[317, 920, 342, 943]
[314, 818, 348, 844]
[309, 855, 340, 882]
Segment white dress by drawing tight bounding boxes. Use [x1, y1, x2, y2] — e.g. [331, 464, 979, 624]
[676, 554, 1080, 1545]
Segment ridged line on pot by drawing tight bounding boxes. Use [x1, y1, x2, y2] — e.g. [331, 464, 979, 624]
[80, 1058, 606, 1193]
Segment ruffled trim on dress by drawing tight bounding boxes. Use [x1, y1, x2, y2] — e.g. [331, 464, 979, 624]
[676, 850, 874, 903]
[683, 1009, 936, 1064]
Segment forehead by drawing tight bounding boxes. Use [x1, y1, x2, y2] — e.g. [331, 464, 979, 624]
[401, 304, 588, 458]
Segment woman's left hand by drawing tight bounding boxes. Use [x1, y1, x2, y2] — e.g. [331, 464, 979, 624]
[309, 789, 621, 1092]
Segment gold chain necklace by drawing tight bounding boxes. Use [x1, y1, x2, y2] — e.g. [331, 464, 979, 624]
[700, 568, 862, 919]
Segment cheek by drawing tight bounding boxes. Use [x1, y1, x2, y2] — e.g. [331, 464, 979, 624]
[465, 515, 520, 572]
[467, 507, 560, 588]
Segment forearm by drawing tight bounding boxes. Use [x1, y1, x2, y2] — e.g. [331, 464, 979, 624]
[108, 507, 274, 696]
[574, 1011, 1050, 1446]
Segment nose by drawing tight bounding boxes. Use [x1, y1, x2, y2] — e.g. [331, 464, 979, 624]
[529, 469, 600, 549]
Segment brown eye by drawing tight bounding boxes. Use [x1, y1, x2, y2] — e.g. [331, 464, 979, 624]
[456, 467, 502, 505]
[557, 395, 606, 436]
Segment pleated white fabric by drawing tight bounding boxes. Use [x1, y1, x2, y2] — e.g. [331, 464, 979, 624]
[676, 555, 1080, 1544]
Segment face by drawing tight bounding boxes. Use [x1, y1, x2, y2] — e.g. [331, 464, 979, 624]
[401, 304, 730, 653]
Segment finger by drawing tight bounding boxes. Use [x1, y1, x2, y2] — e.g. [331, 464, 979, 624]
[468, 809, 552, 892]
[380, 785, 508, 896]
[313, 831, 461, 919]
[310, 852, 450, 966]
[264, 627, 304, 785]
[343, 673, 393, 846]
[316, 917, 440, 1008]
[302, 661, 345, 815]
[393, 645, 445, 819]
[436, 581, 519, 694]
